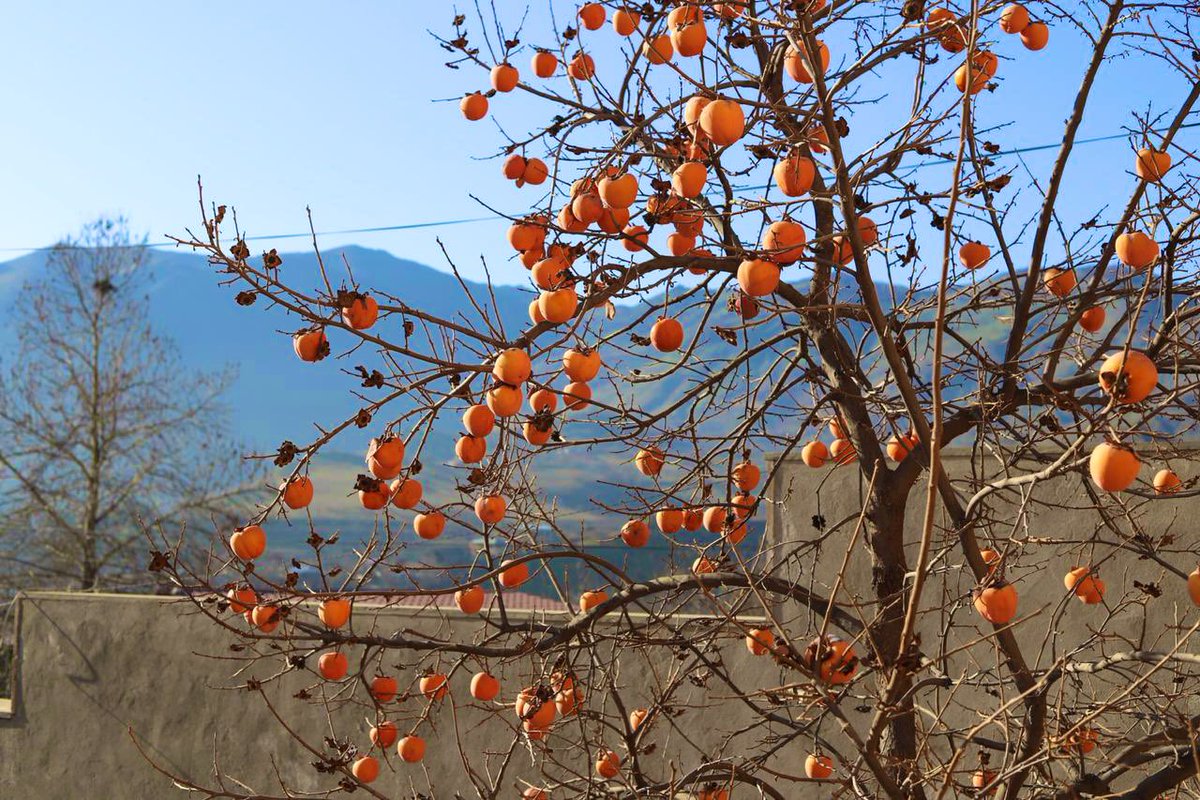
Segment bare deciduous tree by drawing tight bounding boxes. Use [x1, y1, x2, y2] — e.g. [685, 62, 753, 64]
[0, 218, 254, 591]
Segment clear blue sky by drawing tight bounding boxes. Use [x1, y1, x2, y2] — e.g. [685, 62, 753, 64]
[0, 2, 1189, 285]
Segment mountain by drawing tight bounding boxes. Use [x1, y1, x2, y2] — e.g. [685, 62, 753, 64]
[0, 245, 753, 588]
[1, 245, 538, 445]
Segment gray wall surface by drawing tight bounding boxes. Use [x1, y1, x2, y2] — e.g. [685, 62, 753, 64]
[0, 593, 787, 798]
[2, 447, 1198, 798]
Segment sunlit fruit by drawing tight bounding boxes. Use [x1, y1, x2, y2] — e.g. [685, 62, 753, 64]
[231, 525, 266, 561]
[1020, 21, 1049, 50]
[499, 559, 529, 588]
[801, 440, 829, 467]
[281, 476, 313, 509]
[1154, 468, 1182, 495]
[784, 41, 830, 82]
[973, 583, 1018, 624]
[460, 92, 489, 121]
[650, 317, 685, 352]
[389, 477, 422, 509]
[370, 721, 398, 749]
[1079, 306, 1105, 333]
[318, 651, 348, 680]
[474, 495, 507, 525]
[318, 597, 351, 629]
[413, 511, 447, 540]
[1097, 350, 1157, 404]
[397, 735, 426, 763]
[1089, 442, 1141, 492]
[352, 756, 380, 783]
[491, 63, 519, 92]
[959, 241, 990, 270]
[1115, 231, 1158, 270]
[1135, 147, 1172, 182]
[745, 627, 775, 655]
[1064, 566, 1105, 604]
[805, 754, 835, 780]
[455, 585, 485, 614]
[1043, 267, 1076, 297]
[621, 519, 651, 548]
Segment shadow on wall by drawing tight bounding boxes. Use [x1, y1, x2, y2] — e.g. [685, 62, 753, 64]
[0, 592, 783, 797]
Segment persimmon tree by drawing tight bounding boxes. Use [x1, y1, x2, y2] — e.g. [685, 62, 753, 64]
[154, 2, 1200, 798]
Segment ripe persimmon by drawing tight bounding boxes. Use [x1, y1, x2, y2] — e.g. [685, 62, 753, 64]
[801, 440, 829, 467]
[1089, 442, 1140, 492]
[226, 585, 257, 614]
[773, 153, 816, 197]
[1135, 147, 1172, 182]
[737, 258, 781, 297]
[370, 675, 398, 703]
[1043, 267, 1076, 297]
[650, 317, 685, 352]
[413, 511, 447, 540]
[1079, 306, 1105, 333]
[621, 519, 651, 548]
[460, 92, 489, 121]
[318, 651, 349, 680]
[1064, 567, 1105, 605]
[281, 475, 313, 509]
[370, 721, 398, 749]
[613, 7, 640, 36]
[635, 446, 665, 476]
[231, 525, 266, 561]
[698, 98, 745, 146]
[562, 380, 592, 410]
[1098, 350, 1157, 404]
[655, 507, 684, 533]
[293, 328, 328, 362]
[531, 51, 557, 78]
[456, 434, 488, 464]
[318, 597, 351, 629]
[251, 604, 280, 633]
[784, 41, 830, 82]
[1115, 231, 1159, 270]
[745, 628, 775, 655]
[474, 495, 507, 525]
[595, 749, 621, 779]
[974, 583, 1018, 624]
[341, 293, 379, 330]
[563, 346, 602, 381]
[397, 735, 426, 763]
[959, 241, 990, 270]
[578, 3, 605, 30]
[487, 384, 524, 417]
[805, 754, 834, 780]
[456, 585, 485, 614]
[389, 477, 422, 509]
[761, 219, 807, 264]
[1020, 21, 1049, 51]
[419, 672, 447, 701]
[499, 559, 529, 588]
[1154, 468, 1182, 495]
[351, 756, 379, 783]
[358, 478, 390, 510]
[471, 671, 500, 701]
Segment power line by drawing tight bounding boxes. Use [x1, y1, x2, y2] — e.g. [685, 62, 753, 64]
[1, 122, 1190, 255]
[0, 216, 496, 254]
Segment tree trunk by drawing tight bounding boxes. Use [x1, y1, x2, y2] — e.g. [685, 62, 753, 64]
[864, 477, 922, 796]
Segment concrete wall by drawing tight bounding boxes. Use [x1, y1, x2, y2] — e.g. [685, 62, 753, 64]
[0, 592, 786, 798]
[764, 447, 1200, 790]
[2, 447, 1199, 797]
